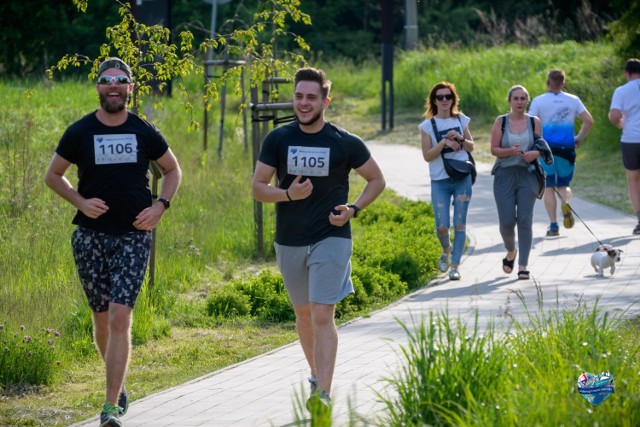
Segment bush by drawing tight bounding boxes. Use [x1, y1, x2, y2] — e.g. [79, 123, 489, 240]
[206, 289, 252, 319]
[353, 199, 440, 289]
[230, 270, 295, 323]
[205, 270, 295, 322]
[0, 323, 62, 387]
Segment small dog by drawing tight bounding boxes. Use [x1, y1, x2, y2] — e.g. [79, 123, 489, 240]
[590, 244, 623, 277]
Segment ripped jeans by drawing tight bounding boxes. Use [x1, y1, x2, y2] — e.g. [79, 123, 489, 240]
[431, 175, 473, 265]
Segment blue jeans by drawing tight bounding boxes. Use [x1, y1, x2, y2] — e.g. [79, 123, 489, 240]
[431, 176, 472, 265]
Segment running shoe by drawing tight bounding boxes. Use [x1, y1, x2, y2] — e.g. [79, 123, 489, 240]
[438, 253, 450, 273]
[546, 224, 559, 237]
[449, 269, 461, 280]
[561, 203, 575, 229]
[117, 388, 128, 416]
[308, 376, 317, 395]
[99, 403, 123, 427]
[306, 390, 332, 413]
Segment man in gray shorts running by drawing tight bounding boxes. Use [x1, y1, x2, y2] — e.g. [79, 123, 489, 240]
[252, 67, 386, 410]
[44, 57, 182, 427]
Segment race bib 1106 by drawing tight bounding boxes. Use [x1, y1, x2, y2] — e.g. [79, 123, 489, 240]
[94, 134, 138, 165]
[287, 146, 330, 177]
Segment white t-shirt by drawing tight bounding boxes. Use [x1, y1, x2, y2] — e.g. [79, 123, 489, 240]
[610, 79, 640, 143]
[418, 114, 471, 181]
[529, 91, 587, 148]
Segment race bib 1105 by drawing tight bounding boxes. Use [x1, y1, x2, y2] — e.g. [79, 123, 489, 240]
[287, 146, 330, 176]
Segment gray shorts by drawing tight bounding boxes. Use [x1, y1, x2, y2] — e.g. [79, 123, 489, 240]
[71, 226, 152, 312]
[274, 237, 354, 306]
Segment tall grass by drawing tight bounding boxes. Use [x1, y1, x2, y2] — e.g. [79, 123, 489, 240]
[377, 294, 640, 426]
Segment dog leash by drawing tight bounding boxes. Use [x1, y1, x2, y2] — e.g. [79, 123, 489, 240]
[552, 187, 607, 247]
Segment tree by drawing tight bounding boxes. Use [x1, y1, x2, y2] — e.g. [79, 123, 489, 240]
[46, 0, 312, 129]
[608, 0, 640, 62]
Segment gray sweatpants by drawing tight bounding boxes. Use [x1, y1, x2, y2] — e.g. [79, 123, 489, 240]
[493, 166, 539, 266]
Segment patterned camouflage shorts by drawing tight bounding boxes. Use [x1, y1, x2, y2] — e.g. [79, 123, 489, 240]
[71, 226, 152, 312]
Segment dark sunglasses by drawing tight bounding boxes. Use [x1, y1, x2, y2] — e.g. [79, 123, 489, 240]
[97, 75, 132, 85]
[435, 94, 453, 101]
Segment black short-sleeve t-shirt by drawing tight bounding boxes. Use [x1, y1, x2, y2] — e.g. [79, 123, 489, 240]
[55, 111, 169, 235]
[258, 121, 371, 246]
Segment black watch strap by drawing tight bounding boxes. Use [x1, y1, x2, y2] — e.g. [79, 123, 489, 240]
[348, 204, 361, 218]
[158, 198, 171, 210]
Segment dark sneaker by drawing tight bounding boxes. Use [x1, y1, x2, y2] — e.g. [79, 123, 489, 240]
[546, 225, 559, 237]
[308, 376, 317, 395]
[561, 203, 575, 229]
[448, 268, 461, 280]
[117, 389, 128, 416]
[634, 224, 640, 235]
[100, 403, 123, 427]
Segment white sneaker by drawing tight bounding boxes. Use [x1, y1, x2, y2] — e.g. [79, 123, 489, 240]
[438, 253, 450, 273]
[449, 268, 461, 280]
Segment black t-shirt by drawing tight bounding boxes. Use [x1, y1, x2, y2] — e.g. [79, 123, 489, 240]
[258, 121, 371, 246]
[56, 111, 169, 235]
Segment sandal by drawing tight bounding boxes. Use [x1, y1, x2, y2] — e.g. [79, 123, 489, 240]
[517, 270, 530, 280]
[502, 252, 516, 274]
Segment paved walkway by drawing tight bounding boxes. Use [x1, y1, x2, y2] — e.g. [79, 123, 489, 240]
[72, 142, 640, 427]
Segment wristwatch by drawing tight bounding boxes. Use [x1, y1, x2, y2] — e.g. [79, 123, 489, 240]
[157, 198, 171, 210]
[347, 204, 361, 218]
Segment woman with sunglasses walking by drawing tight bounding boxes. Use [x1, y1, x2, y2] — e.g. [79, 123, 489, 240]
[418, 81, 475, 281]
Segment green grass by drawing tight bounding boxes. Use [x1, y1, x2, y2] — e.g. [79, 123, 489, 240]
[325, 41, 630, 215]
[1, 40, 638, 426]
[377, 293, 640, 426]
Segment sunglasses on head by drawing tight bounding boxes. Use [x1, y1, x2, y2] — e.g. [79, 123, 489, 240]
[97, 75, 132, 85]
[435, 94, 453, 101]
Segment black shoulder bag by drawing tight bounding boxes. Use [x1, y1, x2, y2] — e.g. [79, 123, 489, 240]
[431, 117, 477, 184]
[500, 115, 546, 199]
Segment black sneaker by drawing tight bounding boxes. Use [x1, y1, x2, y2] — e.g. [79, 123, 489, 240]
[634, 224, 640, 235]
[117, 389, 128, 416]
[99, 403, 123, 427]
[308, 376, 317, 395]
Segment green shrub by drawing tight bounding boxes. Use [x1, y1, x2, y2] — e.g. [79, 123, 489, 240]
[353, 199, 440, 289]
[0, 323, 62, 387]
[206, 289, 252, 318]
[352, 263, 406, 306]
[234, 270, 294, 322]
[337, 275, 370, 318]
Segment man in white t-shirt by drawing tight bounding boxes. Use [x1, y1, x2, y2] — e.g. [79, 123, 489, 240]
[529, 69, 593, 237]
[609, 58, 640, 235]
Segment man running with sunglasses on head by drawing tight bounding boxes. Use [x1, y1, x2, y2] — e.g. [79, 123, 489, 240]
[45, 57, 182, 427]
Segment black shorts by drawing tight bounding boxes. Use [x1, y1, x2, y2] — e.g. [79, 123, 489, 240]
[71, 226, 152, 312]
[622, 143, 640, 171]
